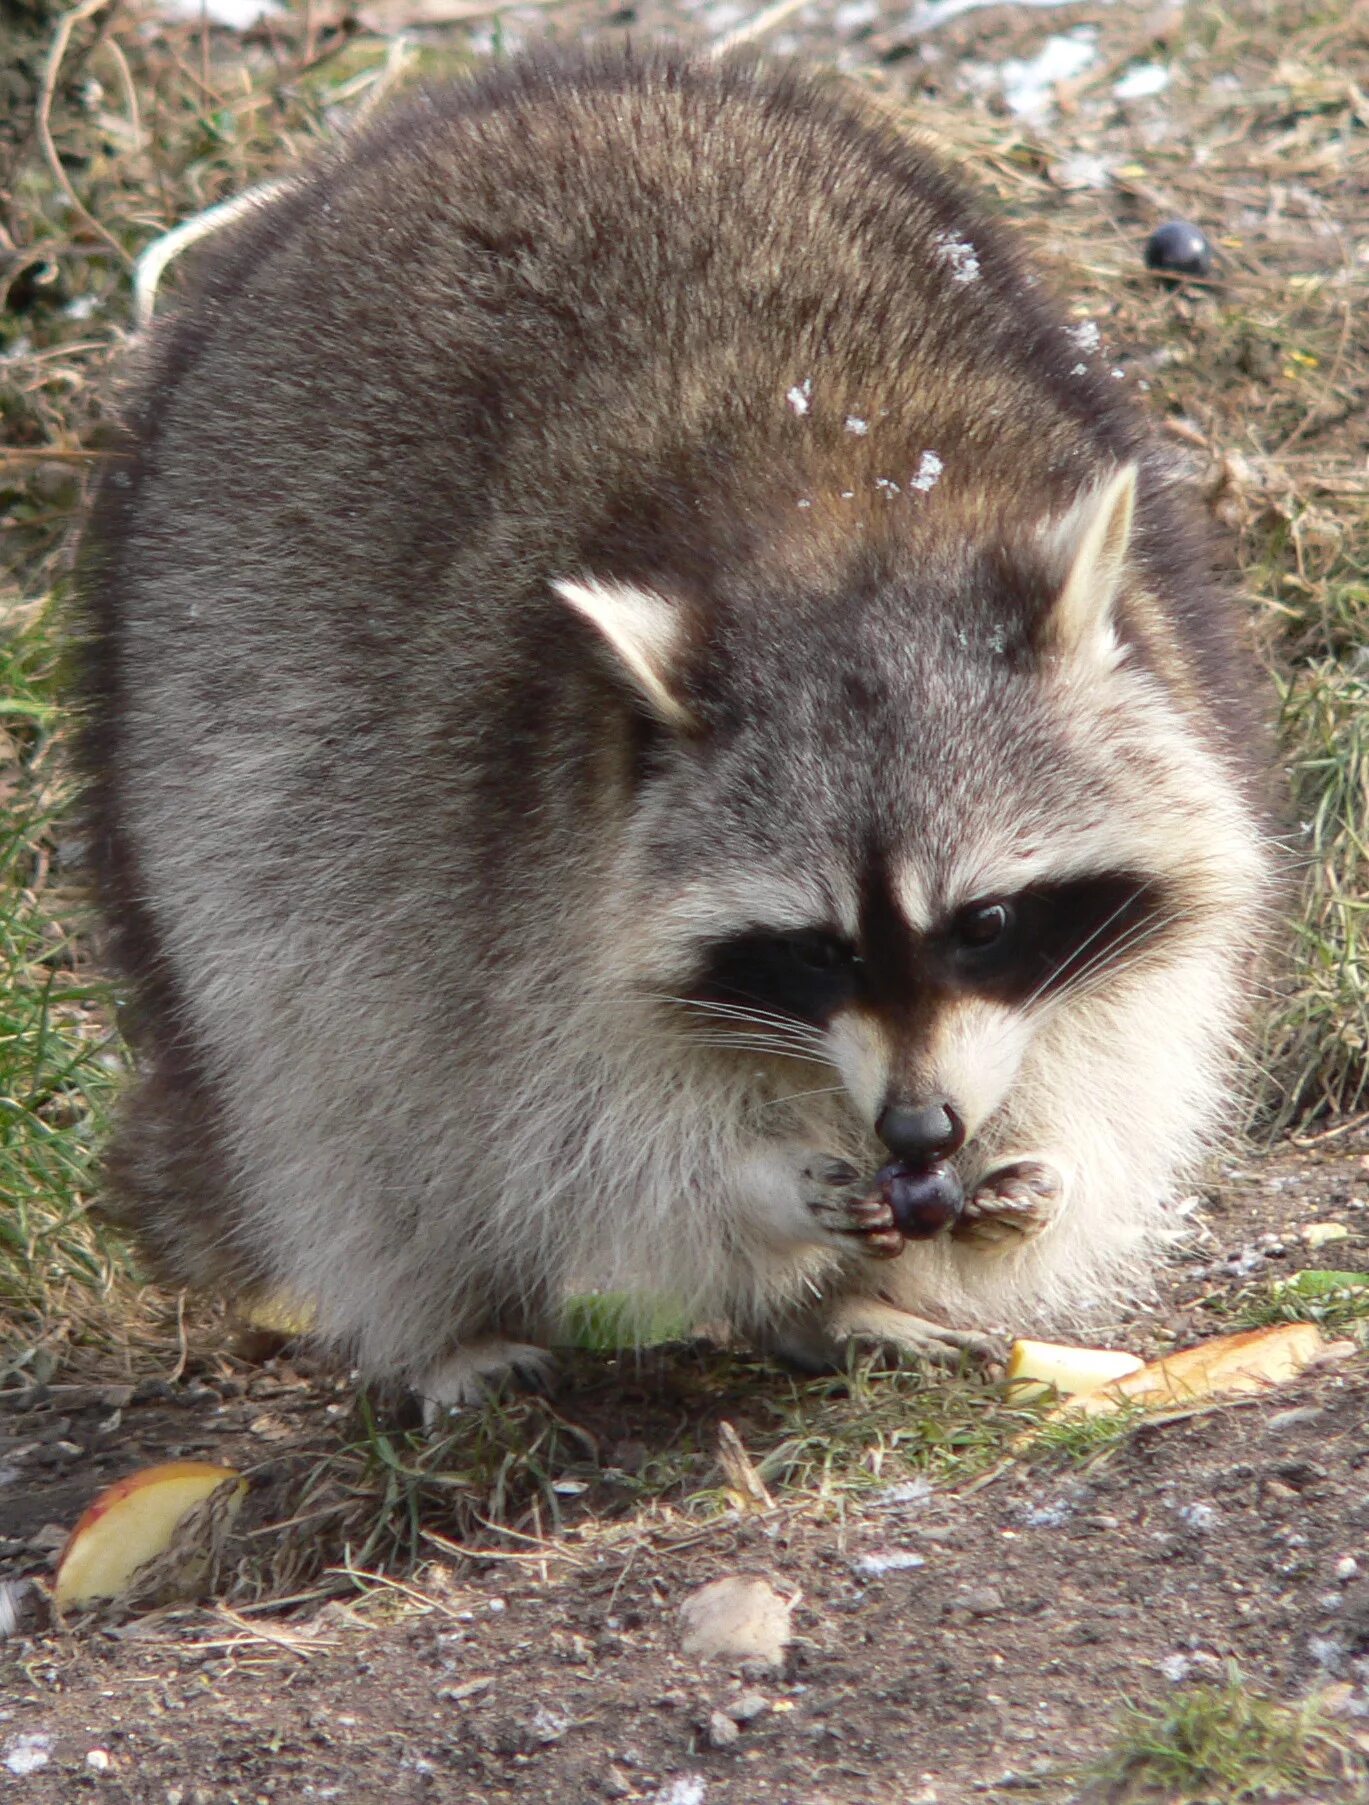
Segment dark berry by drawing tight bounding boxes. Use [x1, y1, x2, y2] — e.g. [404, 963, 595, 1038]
[1144, 220, 1213, 280]
[875, 1160, 964, 1239]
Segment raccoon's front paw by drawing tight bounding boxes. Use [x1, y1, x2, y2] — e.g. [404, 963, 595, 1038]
[419, 1338, 558, 1428]
[802, 1156, 905, 1261]
[777, 1296, 1006, 1373]
[955, 1158, 1062, 1251]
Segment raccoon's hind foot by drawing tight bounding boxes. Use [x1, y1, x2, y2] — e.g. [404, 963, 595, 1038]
[768, 1296, 1005, 1375]
[954, 1158, 1063, 1251]
[419, 1339, 558, 1426]
[802, 1156, 905, 1261]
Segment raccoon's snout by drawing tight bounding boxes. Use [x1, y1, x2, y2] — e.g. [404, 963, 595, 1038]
[876, 1099, 966, 1164]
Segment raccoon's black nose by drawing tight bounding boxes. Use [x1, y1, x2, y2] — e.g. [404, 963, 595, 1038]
[876, 1100, 965, 1163]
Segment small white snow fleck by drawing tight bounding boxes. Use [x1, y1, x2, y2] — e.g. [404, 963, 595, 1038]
[909, 450, 943, 492]
[874, 477, 901, 496]
[1114, 62, 1171, 101]
[786, 380, 812, 416]
[653, 1778, 707, 1805]
[1001, 30, 1098, 118]
[844, 415, 869, 435]
[1068, 320, 1101, 353]
[1111, 368, 1126, 380]
[840, 490, 855, 500]
[1309, 1634, 1346, 1671]
[1070, 362, 1089, 376]
[796, 499, 812, 509]
[931, 231, 980, 284]
[1159, 1654, 1192, 1683]
[4, 1733, 52, 1777]
[834, 0, 879, 28]
[1176, 1502, 1219, 1532]
[1022, 1500, 1071, 1528]
[853, 1549, 926, 1577]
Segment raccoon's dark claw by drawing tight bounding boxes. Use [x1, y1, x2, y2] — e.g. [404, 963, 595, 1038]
[804, 1159, 907, 1260]
[956, 1158, 1062, 1250]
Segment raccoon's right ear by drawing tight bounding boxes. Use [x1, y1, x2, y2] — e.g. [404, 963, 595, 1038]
[1039, 463, 1138, 668]
[552, 577, 695, 730]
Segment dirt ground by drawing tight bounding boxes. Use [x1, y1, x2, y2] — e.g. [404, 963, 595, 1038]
[3, 0, 1369, 1799]
[4, 1129, 1369, 1803]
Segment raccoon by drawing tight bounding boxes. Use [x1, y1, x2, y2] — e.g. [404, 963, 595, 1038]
[79, 45, 1271, 1404]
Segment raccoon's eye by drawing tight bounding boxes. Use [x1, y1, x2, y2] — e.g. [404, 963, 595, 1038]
[954, 900, 1013, 949]
[692, 928, 862, 1025]
[785, 932, 855, 972]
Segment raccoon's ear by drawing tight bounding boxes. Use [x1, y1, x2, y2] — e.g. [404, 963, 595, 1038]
[552, 577, 694, 729]
[1040, 464, 1138, 665]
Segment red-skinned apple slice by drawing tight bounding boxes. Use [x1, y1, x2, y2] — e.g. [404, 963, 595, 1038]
[54, 1461, 247, 1612]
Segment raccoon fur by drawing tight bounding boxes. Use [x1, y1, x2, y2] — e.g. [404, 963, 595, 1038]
[78, 45, 1271, 1404]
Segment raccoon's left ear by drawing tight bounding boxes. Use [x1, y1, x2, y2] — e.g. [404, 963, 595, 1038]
[552, 577, 694, 729]
[1040, 463, 1138, 667]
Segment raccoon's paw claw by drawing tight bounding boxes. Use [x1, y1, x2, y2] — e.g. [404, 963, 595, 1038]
[419, 1339, 557, 1427]
[803, 1157, 906, 1261]
[955, 1158, 1062, 1251]
[830, 1299, 1007, 1372]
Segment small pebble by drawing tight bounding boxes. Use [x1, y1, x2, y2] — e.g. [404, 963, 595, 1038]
[726, 1692, 771, 1724]
[706, 1711, 740, 1750]
[86, 1749, 112, 1773]
[1144, 219, 1213, 279]
[960, 1585, 1005, 1617]
[1336, 1556, 1360, 1582]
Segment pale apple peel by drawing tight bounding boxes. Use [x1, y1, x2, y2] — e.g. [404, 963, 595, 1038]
[54, 1461, 247, 1612]
[1053, 1322, 1344, 1421]
[1006, 1338, 1144, 1401]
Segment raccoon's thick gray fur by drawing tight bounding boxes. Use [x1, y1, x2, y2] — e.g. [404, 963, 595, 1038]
[80, 45, 1271, 1402]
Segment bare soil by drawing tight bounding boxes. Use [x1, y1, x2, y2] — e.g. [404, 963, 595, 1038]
[4, 1129, 1369, 1804]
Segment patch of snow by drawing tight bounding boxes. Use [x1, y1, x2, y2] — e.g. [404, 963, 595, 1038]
[844, 415, 869, 434]
[870, 1478, 934, 1509]
[1000, 31, 1098, 119]
[1054, 151, 1113, 191]
[1068, 319, 1101, 353]
[160, 0, 282, 26]
[932, 231, 980, 284]
[653, 1778, 707, 1805]
[1114, 62, 1171, 101]
[1070, 362, 1089, 376]
[874, 477, 901, 496]
[835, 0, 880, 28]
[1022, 1500, 1072, 1528]
[1159, 1653, 1192, 1682]
[908, 0, 1112, 29]
[909, 450, 943, 491]
[853, 1549, 927, 1577]
[4, 1734, 52, 1777]
[786, 379, 812, 416]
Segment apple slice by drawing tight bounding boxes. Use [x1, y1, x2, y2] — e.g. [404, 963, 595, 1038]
[1007, 1338, 1144, 1400]
[54, 1461, 246, 1612]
